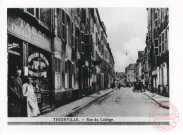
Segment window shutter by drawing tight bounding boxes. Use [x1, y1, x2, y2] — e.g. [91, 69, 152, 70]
[65, 12, 67, 43]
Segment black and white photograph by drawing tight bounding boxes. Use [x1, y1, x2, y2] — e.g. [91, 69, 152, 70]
[1, 0, 183, 134]
[7, 7, 170, 123]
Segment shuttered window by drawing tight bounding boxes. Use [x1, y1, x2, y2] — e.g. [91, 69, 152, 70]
[54, 57, 61, 89]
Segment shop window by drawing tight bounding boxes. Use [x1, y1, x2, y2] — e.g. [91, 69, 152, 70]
[28, 51, 50, 92]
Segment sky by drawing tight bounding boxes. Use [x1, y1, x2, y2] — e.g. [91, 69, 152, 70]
[98, 8, 147, 72]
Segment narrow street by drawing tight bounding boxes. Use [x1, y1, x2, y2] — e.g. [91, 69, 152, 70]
[71, 88, 169, 117]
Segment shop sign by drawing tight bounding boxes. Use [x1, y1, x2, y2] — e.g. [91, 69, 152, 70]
[8, 42, 20, 50]
[28, 52, 49, 66]
[8, 16, 51, 50]
[28, 52, 49, 78]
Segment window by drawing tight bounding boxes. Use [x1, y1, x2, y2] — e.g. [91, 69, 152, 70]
[101, 31, 103, 40]
[84, 34, 90, 59]
[155, 19, 158, 28]
[96, 33, 98, 46]
[71, 22, 74, 47]
[159, 35, 161, 44]
[77, 8, 80, 16]
[162, 32, 164, 43]
[81, 32, 84, 53]
[75, 26, 79, 55]
[159, 44, 161, 54]
[162, 9, 165, 22]
[40, 8, 51, 29]
[155, 39, 158, 47]
[78, 31, 81, 53]
[57, 9, 62, 39]
[27, 8, 34, 16]
[36, 8, 39, 19]
[64, 61, 73, 89]
[165, 29, 168, 50]
[66, 15, 70, 45]
[61, 10, 66, 41]
[71, 23, 75, 61]
[81, 9, 86, 25]
[55, 57, 61, 89]
[155, 48, 159, 56]
[65, 61, 68, 89]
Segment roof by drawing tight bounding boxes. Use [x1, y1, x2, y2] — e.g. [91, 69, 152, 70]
[126, 63, 136, 70]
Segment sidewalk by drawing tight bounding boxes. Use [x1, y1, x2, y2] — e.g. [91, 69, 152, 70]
[39, 89, 114, 117]
[144, 90, 169, 109]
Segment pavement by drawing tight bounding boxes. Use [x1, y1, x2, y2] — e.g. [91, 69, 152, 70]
[39, 88, 114, 117]
[143, 90, 169, 109]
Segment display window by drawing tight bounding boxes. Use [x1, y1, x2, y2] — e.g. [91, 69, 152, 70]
[28, 45, 52, 111]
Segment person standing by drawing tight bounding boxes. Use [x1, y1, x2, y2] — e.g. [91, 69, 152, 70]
[22, 77, 40, 117]
[118, 83, 121, 90]
[8, 69, 23, 117]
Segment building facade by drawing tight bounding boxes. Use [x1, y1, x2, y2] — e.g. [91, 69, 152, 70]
[145, 8, 169, 96]
[7, 8, 115, 115]
[125, 63, 136, 87]
[115, 72, 126, 87]
[135, 51, 145, 84]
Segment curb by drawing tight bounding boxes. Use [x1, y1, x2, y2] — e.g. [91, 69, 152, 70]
[143, 92, 169, 109]
[62, 90, 114, 117]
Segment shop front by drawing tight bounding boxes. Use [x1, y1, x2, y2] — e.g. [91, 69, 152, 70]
[7, 12, 54, 114]
[27, 45, 53, 112]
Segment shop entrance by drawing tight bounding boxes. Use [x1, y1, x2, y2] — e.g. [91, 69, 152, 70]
[8, 53, 22, 77]
[8, 35, 23, 79]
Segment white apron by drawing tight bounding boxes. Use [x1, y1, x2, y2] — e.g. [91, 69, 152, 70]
[22, 83, 40, 117]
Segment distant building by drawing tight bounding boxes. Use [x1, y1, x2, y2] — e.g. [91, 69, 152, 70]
[115, 72, 126, 87]
[125, 63, 136, 86]
[135, 51, 145, 84]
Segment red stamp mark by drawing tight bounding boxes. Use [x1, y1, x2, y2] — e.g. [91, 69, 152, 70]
[149, 101, 179, 132]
